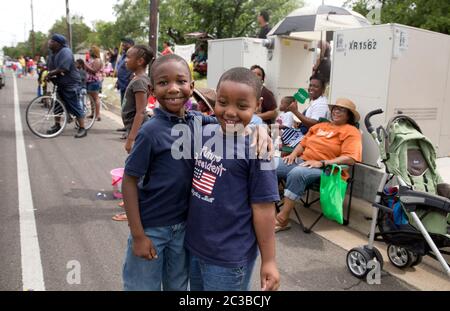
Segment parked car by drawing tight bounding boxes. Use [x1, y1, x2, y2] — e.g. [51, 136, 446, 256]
[0, 65, 5, 89]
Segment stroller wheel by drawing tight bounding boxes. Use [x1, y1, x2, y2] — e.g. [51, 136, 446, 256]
[346, 247, 373, 279]
[387, 244, 413, 269]
[410, 253, 423, 267]
[372, 246, 384, 271]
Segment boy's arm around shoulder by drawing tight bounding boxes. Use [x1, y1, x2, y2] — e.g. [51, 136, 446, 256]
[190, 111, 217, 125]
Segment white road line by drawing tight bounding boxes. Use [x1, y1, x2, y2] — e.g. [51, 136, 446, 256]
[13, 74, 46, 291]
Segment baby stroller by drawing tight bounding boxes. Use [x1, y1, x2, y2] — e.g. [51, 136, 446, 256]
[346, 109, 450, 279]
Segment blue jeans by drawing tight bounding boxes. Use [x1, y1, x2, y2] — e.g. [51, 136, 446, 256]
[86, 80, 101, 92]
[123, 222, 188, 291]
[189, 255, 255, 291]
[57, 87, 85, 118]
[276, 157, 322, 202]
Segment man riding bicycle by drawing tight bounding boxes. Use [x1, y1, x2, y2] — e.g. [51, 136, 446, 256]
[46, 34, 87, 138]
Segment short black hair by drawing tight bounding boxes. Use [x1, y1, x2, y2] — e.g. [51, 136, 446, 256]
[150, 54, 191, 85]
[281, 96, 295, 104]
[217, 67, 262, 99]
[259, 10, 270, 22]
[250, 64, 265, 81]
[121, 38, 135, 45]
[309, 74, 327, 89]
[164, 41, 171, 46]
[131, 45, 155, 66]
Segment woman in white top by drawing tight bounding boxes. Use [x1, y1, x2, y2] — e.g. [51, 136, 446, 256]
[281, 75, 329, 148]
[289, 74, 329, 134]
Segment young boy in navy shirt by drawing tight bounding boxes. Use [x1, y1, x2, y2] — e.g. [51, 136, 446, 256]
[185, 67, 280, 291]
[122, 54, 208, 291]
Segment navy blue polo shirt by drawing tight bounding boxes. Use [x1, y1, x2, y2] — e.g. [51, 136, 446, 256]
[124, 108, 214, 228]
[185, 124, 280, 268]
[47, 47, 81, 90]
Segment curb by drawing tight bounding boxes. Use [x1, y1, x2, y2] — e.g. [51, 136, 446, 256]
[103, 100, 122, 117]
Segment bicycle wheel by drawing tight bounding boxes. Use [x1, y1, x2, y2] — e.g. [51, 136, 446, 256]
[77, 92, 96, 130]
[26, 96, 68, 138]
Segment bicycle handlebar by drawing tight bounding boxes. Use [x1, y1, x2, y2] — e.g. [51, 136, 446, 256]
[364, 109, 383, 134]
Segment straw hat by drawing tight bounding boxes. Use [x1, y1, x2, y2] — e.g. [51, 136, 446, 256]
[329, 98, 360, 122]
[193, 88, 216, 112]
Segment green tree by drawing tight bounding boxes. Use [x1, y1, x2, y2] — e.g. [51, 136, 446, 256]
[33, 31, 50, 57]
[2, 31, 49, 59]
[113, 0, 150, 44]
[90, 21, 119, 48]
[3, 43, 29, 59]
[48, 15, 93, 51]
[345, 0, 450, 34]
[109, 0, 302, 50]
[182, 0, 302, 39]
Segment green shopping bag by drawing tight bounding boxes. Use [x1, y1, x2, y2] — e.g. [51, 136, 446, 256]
[319, 164, 348, 225]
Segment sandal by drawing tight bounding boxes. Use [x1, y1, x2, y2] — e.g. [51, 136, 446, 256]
[112, 212, 128, 221]
[275, 214, 291, 233]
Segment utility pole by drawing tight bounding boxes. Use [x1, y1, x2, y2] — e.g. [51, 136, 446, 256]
[31, 0, 36, 56]
[149, 0, 159, 57]
[65, 0, 73, 49]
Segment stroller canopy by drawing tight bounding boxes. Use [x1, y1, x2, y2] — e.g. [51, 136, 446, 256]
[380, 115, 443, 193]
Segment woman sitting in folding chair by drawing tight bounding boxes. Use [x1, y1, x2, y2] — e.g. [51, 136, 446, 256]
[275, 98, 362, 232]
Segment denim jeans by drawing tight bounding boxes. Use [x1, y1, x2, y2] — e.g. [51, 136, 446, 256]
[123, 222, 188, 291]
[189, 255, 256, 291]
[57, 87, 84, 118]
[86, 80, 101, 92]
[276, 157, 322, 202]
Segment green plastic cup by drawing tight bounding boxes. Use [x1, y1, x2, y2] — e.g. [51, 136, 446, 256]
[293, 88, 309, 104]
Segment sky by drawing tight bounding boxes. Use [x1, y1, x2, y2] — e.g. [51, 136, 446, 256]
[0, 0, 345, 48]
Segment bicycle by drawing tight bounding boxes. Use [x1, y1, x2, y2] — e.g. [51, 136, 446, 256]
[25, 82, 97, 138]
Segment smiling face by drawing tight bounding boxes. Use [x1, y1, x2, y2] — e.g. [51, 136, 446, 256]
[308, 78, 325, 100]
[151, 60, 194, 117]
[215, 80, 260, 134]
[331, 106, 351, 125]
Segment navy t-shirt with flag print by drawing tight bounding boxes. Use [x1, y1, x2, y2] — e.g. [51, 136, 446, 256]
[185, 124, 280, 268]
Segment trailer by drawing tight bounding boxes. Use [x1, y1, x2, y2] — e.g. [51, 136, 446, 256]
[207, 37, 268, 90]
[330, 24, 450, 166]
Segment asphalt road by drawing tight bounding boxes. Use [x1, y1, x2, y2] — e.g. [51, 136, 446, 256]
[0, 71, 413, 291]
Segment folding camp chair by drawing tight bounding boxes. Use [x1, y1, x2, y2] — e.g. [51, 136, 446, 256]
[276, 164, 356, 233]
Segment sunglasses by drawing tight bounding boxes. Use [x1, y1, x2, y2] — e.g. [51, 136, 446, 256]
[332, 106, 349, 113]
